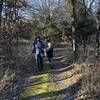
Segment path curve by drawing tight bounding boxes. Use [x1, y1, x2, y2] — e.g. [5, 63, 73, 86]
[22, 43, 82, 100]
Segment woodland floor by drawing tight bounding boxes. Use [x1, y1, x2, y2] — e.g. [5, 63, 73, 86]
[20, 42, 82, 100]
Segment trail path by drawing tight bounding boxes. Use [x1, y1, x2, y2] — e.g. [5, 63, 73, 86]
[21, 43, 82, 100]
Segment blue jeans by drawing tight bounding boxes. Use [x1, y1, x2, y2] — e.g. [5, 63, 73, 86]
[35, 54, 43, 71]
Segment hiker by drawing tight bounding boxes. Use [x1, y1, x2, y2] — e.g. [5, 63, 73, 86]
[46, 39, 53, 65]
[32, 37, 45, 71]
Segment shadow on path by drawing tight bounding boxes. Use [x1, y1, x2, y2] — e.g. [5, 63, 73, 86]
[22, 78, 82, 100]
[21, 43, 81, 100]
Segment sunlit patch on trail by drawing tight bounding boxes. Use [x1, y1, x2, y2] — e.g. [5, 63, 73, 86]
[22, 58, 55, 99]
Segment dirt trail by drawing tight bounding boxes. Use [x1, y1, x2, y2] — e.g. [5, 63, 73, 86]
[22, 43, 82, 100]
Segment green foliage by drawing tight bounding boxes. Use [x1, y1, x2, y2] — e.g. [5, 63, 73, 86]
[77, 17, 96, 42]
[47, 23, 62, 41]
[61, 21, 72, 38]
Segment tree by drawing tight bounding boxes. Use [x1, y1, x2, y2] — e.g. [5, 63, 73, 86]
[70, 0, 79, 62]
[0, 0, 30, 71]
[96, 3, 100, 59]
[0, 0, 3, 32]
[30, 0, 68, 41]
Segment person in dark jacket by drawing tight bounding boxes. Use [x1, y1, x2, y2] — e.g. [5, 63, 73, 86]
[46, 39, 53, 64]
[32, 37, 45, 71]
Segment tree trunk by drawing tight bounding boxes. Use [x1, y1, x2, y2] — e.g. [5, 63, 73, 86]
[71, 0, 79, 62]
[0, 0, 3, 31]
[96, 18, 100, 59]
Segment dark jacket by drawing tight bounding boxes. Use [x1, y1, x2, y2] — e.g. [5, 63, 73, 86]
[32, 40, 45, 55]
[46, 47, 53, 58]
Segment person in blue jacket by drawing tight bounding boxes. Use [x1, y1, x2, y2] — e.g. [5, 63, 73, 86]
[32, 37, 45, 71]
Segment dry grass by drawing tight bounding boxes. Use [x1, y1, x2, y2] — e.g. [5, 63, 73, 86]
[75, 62, 100, 100]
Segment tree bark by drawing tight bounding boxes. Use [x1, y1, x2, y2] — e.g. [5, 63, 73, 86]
[0, 0, 3, 31]
[96, 18, 100, 59]
[71, 0, 79, 62]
